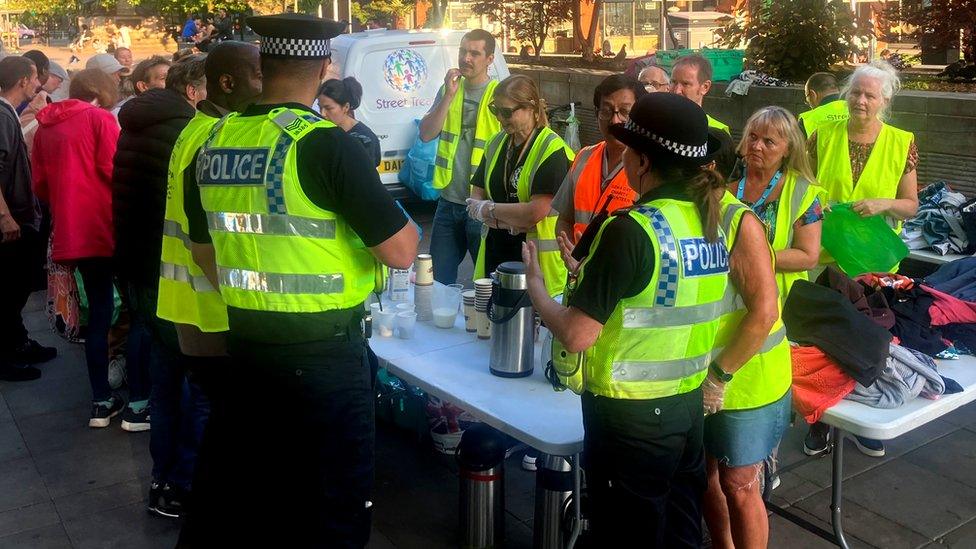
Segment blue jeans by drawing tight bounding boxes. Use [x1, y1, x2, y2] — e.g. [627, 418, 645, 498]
[149, 321, 210, 490]
[76, 258, 114, 402]
[430, 199, 482, 285]
[123, 282, 156, 403]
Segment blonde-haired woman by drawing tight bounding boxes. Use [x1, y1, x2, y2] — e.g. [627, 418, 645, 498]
[703, 106, 823, 549]
[466, 74, 574, 294]
[804, 60, 919, 459]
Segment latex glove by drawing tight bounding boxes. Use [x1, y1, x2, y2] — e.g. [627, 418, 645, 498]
[702, 374, 726, 415]
[465, 198, 493, 223]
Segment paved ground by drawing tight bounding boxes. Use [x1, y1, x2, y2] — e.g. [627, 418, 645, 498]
[3, 207, 976, 548]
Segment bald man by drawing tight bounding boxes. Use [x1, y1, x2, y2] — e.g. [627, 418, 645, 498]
[638, 65, 670, 93]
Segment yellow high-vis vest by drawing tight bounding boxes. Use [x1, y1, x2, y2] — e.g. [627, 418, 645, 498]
[767, 171, 828, 309]
[432, 79, 500, 190]
[157, 111, 229, 332]
[707, 114, 731, 135]
[713, 192, 792, 410]
[815, 119, 913, 233]
[474, 127, 574, 296]
[798, 99, 849, 137]
[553, 200, 731, 399]
[196, 108, 380, 313]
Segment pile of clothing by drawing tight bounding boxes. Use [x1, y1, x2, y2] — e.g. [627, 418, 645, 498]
[724, 70, 793, 97]
[901, 181, 976, 255]
[784, 266, 966, 424]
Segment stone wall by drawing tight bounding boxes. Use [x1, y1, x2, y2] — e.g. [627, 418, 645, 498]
[512, 64, 976, 196]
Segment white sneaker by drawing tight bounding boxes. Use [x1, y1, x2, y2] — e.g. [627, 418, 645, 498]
[521, 454, 538, 472]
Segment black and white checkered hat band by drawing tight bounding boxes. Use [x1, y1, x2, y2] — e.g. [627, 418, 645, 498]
[623, 119, 708, 158]
[261, 36, 331, 58]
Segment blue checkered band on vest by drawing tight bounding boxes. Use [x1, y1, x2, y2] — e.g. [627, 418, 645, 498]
[260, 36, 331, 58]
[623, 119, 708, 158]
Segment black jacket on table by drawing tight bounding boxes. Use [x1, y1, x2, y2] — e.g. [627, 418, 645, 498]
[112, 88, 195, 286]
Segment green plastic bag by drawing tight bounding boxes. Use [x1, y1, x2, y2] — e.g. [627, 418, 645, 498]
[74, 271, 122, 326]
[821, 202, 909, 276]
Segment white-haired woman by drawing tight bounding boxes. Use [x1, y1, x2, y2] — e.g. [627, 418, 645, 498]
[702, 106, 819, 549]
[804, 60, 918, 459]
[808, 60, 919, 242]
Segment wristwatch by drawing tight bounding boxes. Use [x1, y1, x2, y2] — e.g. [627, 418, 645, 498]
[709, 361, 733, 383]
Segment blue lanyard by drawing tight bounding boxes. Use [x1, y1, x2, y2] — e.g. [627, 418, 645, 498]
[736, 170, 782, 210]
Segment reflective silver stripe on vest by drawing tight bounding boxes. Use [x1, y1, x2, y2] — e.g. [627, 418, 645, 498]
[526, 132, 559, 194]
[786, 179, 812, 245]
[434, 155, 449, 169]
[530, 238, 560, 253]
[160, 261, 217, 292]
[721, 202, 750, 241]
[473, 138, 487, 149]
[757, 325, 787, 353]
[207, 212, 336, 239]
[163, 219, 193, 249]
[219, 268, 345, 295]
[612, 352, 710, 383]
[440, 130, 456, 144]
[623, 291, 737, 328]
[574, 210, 594, 224]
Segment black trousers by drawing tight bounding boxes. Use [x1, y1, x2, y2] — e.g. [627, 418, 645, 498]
[179, 336, 375, 548]
[0, 227, 42, 355]
[582, 388, 706, 548]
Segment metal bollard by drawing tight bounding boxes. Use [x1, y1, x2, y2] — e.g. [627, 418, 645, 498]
[457, 424, 507, 549]
[533, 454, 573, 549]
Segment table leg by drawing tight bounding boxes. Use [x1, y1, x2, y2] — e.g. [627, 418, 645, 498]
[566, 453, 582, 549]
[829, 427, 851, 549]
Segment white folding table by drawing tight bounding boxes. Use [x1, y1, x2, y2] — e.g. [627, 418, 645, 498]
[907, 249, 969, 265]
[770, 355, 976, 548]
[369, 312, 586, 547]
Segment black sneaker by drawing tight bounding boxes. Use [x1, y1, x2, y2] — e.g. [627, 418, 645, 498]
[147, 481, 163, 515]
[852, 436, 886, 458]
[89, 398, 124, 428]
[0, 363, 41, 382]
[121, 406, 150, 432]
[803, 422, 830, 456]
[153, 484, 187, 519]
[13, 339, 57, 365]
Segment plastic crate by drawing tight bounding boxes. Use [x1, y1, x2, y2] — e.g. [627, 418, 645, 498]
[656, 48, 745, 82]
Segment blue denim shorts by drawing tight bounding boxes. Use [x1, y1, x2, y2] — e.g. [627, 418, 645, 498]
[703, 389, 792, 467]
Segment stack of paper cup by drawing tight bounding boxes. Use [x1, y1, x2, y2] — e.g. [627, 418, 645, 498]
[415, 284, 433, 321]
[462, 290, 476, 332]
[473, 278, 493, 340]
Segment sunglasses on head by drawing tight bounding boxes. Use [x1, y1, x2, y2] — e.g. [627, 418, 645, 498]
[488, 103, 525, 119]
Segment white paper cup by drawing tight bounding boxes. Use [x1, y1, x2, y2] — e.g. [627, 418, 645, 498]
[374, 310, 396, 338]
[396, 302, 415, 313]
[396, 311, 417, 339]
[414, 254, 434, 286]
[477, 311, 492, 339]
[464, 303, 476, 332]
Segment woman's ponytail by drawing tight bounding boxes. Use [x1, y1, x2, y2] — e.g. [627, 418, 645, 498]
[679, 164, 726, 242]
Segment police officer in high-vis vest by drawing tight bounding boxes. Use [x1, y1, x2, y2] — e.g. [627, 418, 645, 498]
[552, 74, 642, 244]
[464, 74, 573, 296]
[799, 72, 849, 138]
[154, 40, 262, 521]
[419, 29, 501, 286]
[178, 15, 418, 547]
[525, 93, 730, 547]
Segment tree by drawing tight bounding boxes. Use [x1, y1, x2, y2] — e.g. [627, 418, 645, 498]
[716, 0, 872, 81]
[572, 0, 603, 62]
[471, 0, 573, 58]
[887, 0, 976, 62]
[352, 0, 413, 28]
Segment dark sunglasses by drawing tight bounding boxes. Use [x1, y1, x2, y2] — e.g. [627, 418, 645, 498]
[488, 103, 525, 119]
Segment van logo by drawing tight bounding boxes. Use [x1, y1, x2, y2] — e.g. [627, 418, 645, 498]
[384, 49, 428, 93]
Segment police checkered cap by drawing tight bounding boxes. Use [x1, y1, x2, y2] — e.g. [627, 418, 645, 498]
[622, 119, 708, 158]
[260, 36, 331, 59]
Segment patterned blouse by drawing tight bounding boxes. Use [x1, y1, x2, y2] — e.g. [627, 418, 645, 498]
[741, 195, 823, 246]
[807, 131, 919, 184]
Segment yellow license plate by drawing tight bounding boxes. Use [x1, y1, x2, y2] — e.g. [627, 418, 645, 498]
[379, 158, 404, 174]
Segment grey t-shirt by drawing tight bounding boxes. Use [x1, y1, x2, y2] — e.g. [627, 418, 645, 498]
[437, 80, 490, 205]
[551, 147, 623, 225]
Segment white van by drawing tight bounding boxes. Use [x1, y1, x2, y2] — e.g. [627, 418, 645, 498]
[327, 29, 510, 199]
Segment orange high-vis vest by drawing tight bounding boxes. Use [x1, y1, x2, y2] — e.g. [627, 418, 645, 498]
[571, 142, 636, 237]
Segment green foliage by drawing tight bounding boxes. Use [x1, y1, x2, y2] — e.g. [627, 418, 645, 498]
[716, 0, 872, 81]
[470, 0, 574, 57]
[887, 0, 976, 55]
[351, 0, 413, 27]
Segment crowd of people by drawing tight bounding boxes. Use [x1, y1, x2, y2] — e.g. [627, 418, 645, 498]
[0, 14, 921, 548]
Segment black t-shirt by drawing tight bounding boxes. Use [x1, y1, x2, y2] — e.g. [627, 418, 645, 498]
[348, 120, 382, 168]
[568, 182, 695, 324]
[183, 103, 407, 344]
[470, 129, 569, 276]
